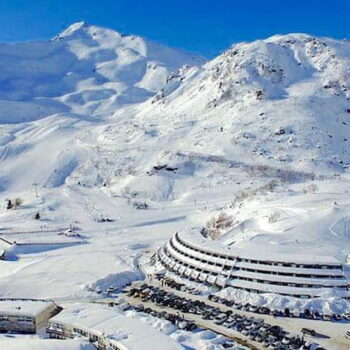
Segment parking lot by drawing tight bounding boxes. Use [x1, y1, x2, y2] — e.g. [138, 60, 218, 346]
[153, 274, 349, 322]
[125, 283, 310, 350]
[122, 274, 350, 350]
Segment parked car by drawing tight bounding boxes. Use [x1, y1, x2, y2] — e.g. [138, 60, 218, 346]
[301, 328, 317, 337]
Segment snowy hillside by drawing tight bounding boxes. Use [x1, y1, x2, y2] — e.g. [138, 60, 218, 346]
[3, 31, 350, 197]
[0, 21, 204, 123]
[0, 22, 204, 193]
[139, 33, 350, 173]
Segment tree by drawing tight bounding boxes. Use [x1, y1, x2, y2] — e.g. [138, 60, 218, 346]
[6, 199, 13, 210]
[14, 198, 23, 210]
[131, 200, 149, 210]
[34, 212, 40, 220]
[205, 212, 234, 240]
[302, 183, 318, 194]
[268, 212, 280, 223]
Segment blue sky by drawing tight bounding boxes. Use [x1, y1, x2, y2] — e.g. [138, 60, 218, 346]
[0, 0, 348, 57]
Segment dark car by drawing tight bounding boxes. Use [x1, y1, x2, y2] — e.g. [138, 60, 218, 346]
[301, 328, 317, 337]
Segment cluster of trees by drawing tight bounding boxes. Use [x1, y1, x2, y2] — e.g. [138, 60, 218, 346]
[202, 212, 234, 240]
[302, 183, 318, 194]
[131, 200, 149, 210]
[230, 180, 279, 209]
[6, 198, 41, 220]
[268, 211, 280, 224]
[6, 198, 23, 210]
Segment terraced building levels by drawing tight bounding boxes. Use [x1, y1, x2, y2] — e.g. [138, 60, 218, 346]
[155, 229, 350, 299]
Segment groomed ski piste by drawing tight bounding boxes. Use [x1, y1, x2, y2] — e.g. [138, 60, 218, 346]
[1, 22, 350, 349]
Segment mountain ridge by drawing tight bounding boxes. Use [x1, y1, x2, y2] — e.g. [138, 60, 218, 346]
[0, 22, 204, 123]
[134, 32, 350, 173]
[1, 25, 350, 198]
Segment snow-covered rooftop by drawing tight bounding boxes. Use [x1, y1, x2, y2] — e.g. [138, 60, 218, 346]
[50, 304, 183, 350]
[0, 299, 55, 317]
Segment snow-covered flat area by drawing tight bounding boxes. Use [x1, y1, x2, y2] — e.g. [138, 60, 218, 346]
[0, 184, 234, 299]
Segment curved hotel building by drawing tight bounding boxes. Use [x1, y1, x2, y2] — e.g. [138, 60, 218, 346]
[155, 227, 350, 299]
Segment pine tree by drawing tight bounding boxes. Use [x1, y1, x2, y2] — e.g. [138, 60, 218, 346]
[6, 199, 13, 210]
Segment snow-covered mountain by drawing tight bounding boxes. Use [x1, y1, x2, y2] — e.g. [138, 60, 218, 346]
[1, 29, 350, 200]
[0, 22, 204, 193]
[0, 21, 204, 123]
[2, 27, 350, 199]
[139, 33, 350, 173]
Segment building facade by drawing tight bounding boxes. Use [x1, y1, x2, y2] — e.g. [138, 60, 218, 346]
[155, 230, 350, 299]
[0, 299, 59, 334]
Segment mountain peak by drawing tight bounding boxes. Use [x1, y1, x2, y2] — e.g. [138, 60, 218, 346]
[54, 21, 122, 41]
[54, 21, 90, 40]
[67, 20, 88, 30]
[143, 33, 350, 173]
